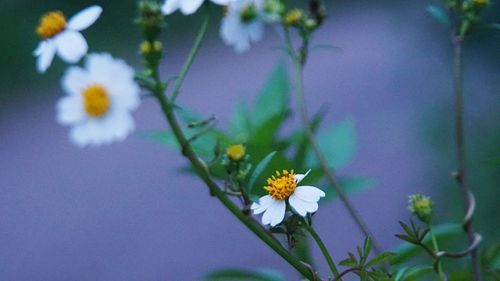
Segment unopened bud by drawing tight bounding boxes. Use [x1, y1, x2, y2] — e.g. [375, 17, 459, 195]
[226, 144, 246, 162]
[408, 193, 434, 224]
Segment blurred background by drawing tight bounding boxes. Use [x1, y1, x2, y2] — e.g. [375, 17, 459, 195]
[0, 0, 499, 280]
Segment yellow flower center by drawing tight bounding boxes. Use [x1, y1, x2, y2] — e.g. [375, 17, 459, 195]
[264, 170, 297, 200]
[36, 11, 67, 39]
[226, 144, 246, 161]
[83, 84, 111, 118]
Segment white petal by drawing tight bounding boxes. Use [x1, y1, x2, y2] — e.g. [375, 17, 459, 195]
[251, 195, 274, 214]
[161, 0, 180, 15]
[34, 40, 56, 73]
[67, 5, 102, 31]
[294, 169, 311, 183]
[61, 66, 90, 96]
[262, 200, 285, 226]
[180, 0, 204, 15]
[210, 0, 231, 4]
[294, 185, 326, 202]
[289, 194, 307, 216]
[55, 31, 88, 63]
[299, 199, 319, 213]
[270, 200, 286, 226]
[56, 95, 85, 125]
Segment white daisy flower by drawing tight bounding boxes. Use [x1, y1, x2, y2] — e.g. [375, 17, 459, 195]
[251, 169, 326, 227]
[34, 5, 102, 73]
[56, 53, 141, 147]
[220, 0, 266, 53]
[161, 0, 231, 15]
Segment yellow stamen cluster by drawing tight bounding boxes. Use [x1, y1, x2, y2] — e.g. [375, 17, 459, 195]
[83, 84, 111, 118]
[36, 11, 67, 39]
[226, 144, 246, 161]
[264, 170, 297, 200]
[140, 40, 163, 55]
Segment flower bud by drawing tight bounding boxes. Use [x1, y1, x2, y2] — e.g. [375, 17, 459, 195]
[226, 144, 246, 162]
[408, 193, 433, 224]
[136, 0, 164, 41]
[284, 9, 304, 27]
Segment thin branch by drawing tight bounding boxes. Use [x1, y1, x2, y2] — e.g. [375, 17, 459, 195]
[452, 35, 482, 281]
[283, 26, 382, 254]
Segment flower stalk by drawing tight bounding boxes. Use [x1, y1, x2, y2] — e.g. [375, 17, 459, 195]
[144, 12, 318, 281]
[452, 34, 481, 281]
[283, 26, 382, 254]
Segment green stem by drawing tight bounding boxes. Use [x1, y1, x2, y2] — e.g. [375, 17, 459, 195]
[452, 35, 482, 281]
[154, 93, 316, 280]
[302, 218, 341, 279]
[146, 14, 317, 281]
[429, 226, 446, 280]
[283, 26, 382, 254]
[170, 8, 210, 102]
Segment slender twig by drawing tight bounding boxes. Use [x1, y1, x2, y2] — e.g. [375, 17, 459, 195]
[429, 226, 446, 280]
[333, 268, 361, 281]
[283, 26, 382, 254]
[302, 218, 341, 280]
[170, 7, 209, 102]
[144, 12, 318, 281]
[452, 35, 482, 281]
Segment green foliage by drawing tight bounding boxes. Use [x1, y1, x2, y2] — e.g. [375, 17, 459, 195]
[339, 237, 394, 281]
[391, 223, 461, 265]
[305, 119, 357, 170]
[203, 268, 285, 281]
[393, 266, 434, 281]
[248, 151, 277, 201]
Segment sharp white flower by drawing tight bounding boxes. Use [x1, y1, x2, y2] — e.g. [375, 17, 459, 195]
[34, 5, 102, 73]
[220, 0, 266, 53]
[161, 0, 231, 15]
[251, 169, 326, 227]
[56, 53, 141, 147]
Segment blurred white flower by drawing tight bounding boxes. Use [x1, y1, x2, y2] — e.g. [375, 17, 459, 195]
[34, 5, 102, 73]
[161, 0, 231, 15]
[56, 53, 140, 147]
[220, 0, 267, 53]
[251, 169, 325, 227]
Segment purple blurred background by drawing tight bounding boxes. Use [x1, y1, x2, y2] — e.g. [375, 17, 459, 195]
[1, 1, 499, 280]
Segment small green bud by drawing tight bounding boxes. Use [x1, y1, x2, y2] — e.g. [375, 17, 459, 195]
[264, 0, 285, 16]
[408, 193, 434, 224]
[284, 9, 304, 27]
[136, 0, 165, 41]
[240, 4, 258, 23]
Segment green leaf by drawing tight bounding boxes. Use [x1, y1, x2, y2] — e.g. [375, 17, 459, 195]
[427, 5, 450, 26]
[253, 62, 289, 127]
[365, 252, 395, 268]
[248, 112, 290, 146]
[363, 236, 372, 258]
[248, 151, 277, 198]
[322, 177, 374, 203]
[305, 119, 356, 170]
[400, 266, 434, 281]
[203, 268, 285, 281]
[230, 99, 251, 140]
[391, 223, 461, 265]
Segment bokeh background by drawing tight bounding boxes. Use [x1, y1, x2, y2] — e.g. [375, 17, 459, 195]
[1, 0, 499, 280]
